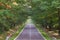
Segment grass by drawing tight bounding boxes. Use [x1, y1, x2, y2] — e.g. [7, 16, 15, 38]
[36, 24, 52, 40]
[9, 24, 24, 40]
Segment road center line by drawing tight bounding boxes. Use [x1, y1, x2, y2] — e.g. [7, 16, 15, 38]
[30, 24, 31, 40]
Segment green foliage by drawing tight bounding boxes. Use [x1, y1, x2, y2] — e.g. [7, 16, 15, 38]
[0, 0, 28, 33]
[0, 0, 60, 37]
[32, 0, 60, 31]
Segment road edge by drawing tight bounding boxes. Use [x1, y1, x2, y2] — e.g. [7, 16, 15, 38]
[36, 26, 47, 40]
[14, 25, 25, 40]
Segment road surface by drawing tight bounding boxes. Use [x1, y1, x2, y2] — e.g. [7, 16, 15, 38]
[15, 23, 45, 40]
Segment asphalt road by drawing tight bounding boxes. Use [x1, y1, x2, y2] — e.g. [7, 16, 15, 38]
[15, 23, 45, 40]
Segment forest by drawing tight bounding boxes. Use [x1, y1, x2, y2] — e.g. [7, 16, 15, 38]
[0, 0, 60, 40]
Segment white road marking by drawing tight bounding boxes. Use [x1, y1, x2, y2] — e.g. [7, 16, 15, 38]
[14, 26, 25, 40]
[36, 27, 47, 40]
[30, 25, 31, 40]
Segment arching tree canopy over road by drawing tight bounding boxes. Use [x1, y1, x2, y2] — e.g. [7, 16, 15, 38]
[0, 0, 60, 40]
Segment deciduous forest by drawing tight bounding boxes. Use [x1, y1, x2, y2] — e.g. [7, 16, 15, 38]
[0, 0, 60, 40]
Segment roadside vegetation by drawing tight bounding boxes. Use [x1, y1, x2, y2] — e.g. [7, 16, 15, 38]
[32, 0, 60, 39]
[0, 0, 60, 40]
[36, 24, 52, 40]
[9, 24, 24, 40]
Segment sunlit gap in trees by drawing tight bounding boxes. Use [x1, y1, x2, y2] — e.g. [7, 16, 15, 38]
[25, 16, 33, 24]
